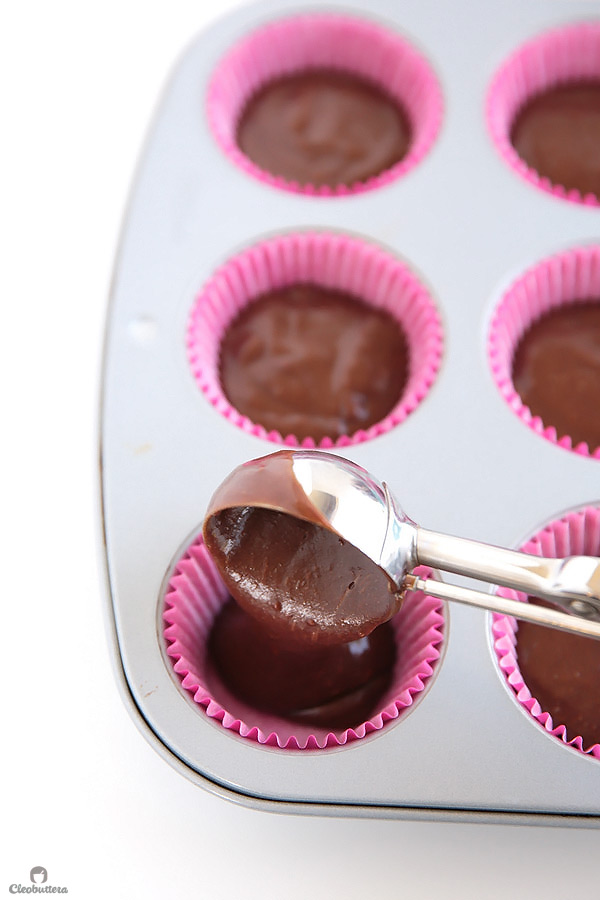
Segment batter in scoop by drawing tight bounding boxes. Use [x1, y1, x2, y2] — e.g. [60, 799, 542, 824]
[204, 504, 401, 648]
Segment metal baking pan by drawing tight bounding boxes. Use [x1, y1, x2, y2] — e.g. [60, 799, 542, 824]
[100, 0, 600, 823]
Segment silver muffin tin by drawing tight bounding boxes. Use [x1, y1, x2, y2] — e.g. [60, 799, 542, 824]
[100, 0, 600, 823]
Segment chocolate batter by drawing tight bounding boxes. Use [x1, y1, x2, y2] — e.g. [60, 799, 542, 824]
[219, 284, 409, 442]
[517, 599, 600, 748]
[237, 69, 411, 188]
[208, 599, 396, 730]
[203, 505, 401, 647]
[510, 82, 600, 198]
[512, 301, 600, 451]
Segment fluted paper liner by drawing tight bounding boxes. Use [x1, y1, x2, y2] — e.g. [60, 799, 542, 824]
[487, 22, 600, 207]
[187, 231, 443, 448]
[492, 506, 600, 760]
[207, 12, 442, 196]
[163, 535, 445, 750]
[488, 245, 600, 459]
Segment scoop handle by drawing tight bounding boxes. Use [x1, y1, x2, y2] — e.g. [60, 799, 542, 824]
[405, 573, 600, 640]
[414, 527, 600, 623]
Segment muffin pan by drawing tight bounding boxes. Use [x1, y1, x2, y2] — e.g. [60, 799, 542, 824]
[100, 0, 600, 823]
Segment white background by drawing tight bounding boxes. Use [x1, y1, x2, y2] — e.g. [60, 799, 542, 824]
[3, 1, 599, 897]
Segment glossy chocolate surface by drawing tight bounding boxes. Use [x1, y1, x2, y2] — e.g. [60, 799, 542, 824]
[203, 503, 401, 647]
[208, 599, 396, 730]
[237, 68, 411, 188]
[517, 599, 600, 749]
[512, 301, 600, 451]
[219, 284, 409, 442]
[510, 82, 600, 198]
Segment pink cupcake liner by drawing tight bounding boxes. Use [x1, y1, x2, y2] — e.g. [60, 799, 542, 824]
[487, 22, 600, 207]
[488, 244, 600, 459]
[492, 506, 600, 760]
[187, 231, 443, 448]
[163, 535, 445, 750]
[207, 12, 442, 196]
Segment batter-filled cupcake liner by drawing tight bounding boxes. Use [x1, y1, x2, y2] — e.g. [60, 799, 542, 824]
[187, 231, 443, 448]
[488, 244, 600, 459]
[487, 22, 600, 207]
[492, 506, 600, 760]
[163, 535, 445, 750]
[207, 12, 442, 196]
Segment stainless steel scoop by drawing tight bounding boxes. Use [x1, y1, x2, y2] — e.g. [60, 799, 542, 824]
[207, 449, 600, 639]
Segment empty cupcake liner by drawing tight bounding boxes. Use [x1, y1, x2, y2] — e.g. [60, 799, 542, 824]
[487, 22, 600, 207]
[187, 230, 443, 448]
[492, 506, 600, 760]
[488, 244, 600, 459]
[163, 534, 445, 750]
[207, 12, 442, 196]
